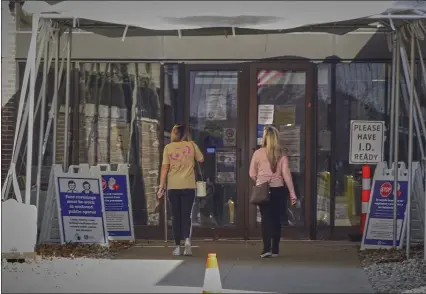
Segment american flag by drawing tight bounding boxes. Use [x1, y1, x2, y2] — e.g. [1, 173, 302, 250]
[257, 70, 285, 87]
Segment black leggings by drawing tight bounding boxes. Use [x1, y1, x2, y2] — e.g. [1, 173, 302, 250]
[168, 189, 195, 246]
[258, 186, 287, 254]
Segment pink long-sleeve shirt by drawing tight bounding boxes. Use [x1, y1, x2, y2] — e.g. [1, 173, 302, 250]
[249, 148, 296, 198]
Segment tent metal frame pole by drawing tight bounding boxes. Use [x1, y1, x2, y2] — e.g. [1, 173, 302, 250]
[1, 20, 48, 202]
[25, 14, 41, 204]
[63, 28, 72, 170]
[42, 37, 68, 162]
[13, 26, 56, 203]
[35, 24, 50, 209]
[393, 31, 401, 249]
[369, 15, 426, 20]
[406, 28, 415, 259]
[52, 29, 60, 164]
[399, 44, 426, 158]
[418, 36, 426, 261]
[389, 33, 397, 167]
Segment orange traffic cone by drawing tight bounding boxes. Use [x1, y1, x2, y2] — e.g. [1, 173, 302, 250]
[202, 253, 222, 293]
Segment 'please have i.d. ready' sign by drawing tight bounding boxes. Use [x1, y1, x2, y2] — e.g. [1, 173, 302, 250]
[349, 120, 385, 164]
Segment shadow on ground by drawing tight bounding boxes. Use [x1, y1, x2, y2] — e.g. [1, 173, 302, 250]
[115, 241, 374, 293]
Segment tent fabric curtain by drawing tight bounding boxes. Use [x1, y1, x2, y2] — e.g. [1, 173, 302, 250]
[75, 62, 162, 226]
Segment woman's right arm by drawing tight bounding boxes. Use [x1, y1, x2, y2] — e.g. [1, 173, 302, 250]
[158, 145, 170, 198]
[249, 151, 258, 182]
[193, 142, 204, 163]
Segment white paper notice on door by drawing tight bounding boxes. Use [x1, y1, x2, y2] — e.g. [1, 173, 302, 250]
[258, 104, 274, 125]
[206, 89, 227, 120]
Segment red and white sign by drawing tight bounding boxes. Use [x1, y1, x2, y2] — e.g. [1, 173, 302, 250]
[102, 178, 107, 190]
[380, 182, 392, 197]
[379, 182, 402, 198]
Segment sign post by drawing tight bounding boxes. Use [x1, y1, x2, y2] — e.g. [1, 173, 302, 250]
[349, 120, 385, 164]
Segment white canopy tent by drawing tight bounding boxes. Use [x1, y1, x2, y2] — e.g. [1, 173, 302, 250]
[18, 1, 405, 31]
[2, 1, 426, 257]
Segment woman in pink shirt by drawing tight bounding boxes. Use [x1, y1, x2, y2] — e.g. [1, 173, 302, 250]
[249, 125, 297, 258]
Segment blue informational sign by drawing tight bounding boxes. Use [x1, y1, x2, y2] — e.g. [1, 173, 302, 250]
[257, 124, 264, 145]
[363, 180, 408, 247]
[257, 124, 264, 138]
[101, 175, 132, 237]
[57, 177, 107, 244]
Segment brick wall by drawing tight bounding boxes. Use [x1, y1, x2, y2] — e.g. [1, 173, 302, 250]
[1, 5, 17, 184]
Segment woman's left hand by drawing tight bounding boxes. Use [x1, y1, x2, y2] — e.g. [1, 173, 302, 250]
[157, 186, 165, 199]
[290, 194, 297, 206]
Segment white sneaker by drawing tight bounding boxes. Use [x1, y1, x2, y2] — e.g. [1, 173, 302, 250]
[183, 238, 192, 256]
[260, 252, 272, 258]
[172, 246, 181, 256]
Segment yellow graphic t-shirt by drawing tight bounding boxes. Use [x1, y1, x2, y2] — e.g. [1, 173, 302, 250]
[162, 141, 204, 190]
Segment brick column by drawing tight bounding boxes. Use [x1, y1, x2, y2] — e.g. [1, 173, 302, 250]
[1, 5, 17, 185]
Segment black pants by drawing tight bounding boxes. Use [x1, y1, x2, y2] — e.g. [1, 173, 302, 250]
[258, 186, 287, 254]
[168, 189, 195, 245]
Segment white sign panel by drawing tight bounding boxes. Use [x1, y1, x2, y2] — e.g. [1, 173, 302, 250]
[2, 200, 37, 257]
[223, 128, 236, 147]
[258, 104, 274, 125]
[206, 89, 227, 120]
[349, 120, 385, 164]
[56, 176, 109, 245]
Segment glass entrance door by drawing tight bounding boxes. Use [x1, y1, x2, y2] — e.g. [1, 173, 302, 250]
[181, 64, 247, 239]
[248, 62, 315, 239]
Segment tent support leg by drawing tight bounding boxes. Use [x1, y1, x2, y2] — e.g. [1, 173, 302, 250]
[35, 24, 50, 210]
[393, 31, 401, 249]
[406, 28, 415, 259]
[25, 14, 41, 204]
[389, 34, 397, 167]
[52, 29, 60, 164]
[1, 20, 47, 202]
[399, 44, 426, 159]
[39, 34, 67, 167]
[63, 28, 72, 170]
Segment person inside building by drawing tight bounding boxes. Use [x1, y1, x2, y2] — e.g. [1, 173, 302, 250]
[157, 124, 204, 256]
[249, 125, 297, 258]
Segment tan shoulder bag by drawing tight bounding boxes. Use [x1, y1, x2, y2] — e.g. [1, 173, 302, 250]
[190, 141, 206, 197]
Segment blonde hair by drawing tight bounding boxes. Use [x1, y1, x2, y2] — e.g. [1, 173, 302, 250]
[262, 125, 283, 173]
[171, 124, 192, 142]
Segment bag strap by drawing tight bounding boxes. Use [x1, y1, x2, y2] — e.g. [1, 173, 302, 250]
[190, 141, 204, 181]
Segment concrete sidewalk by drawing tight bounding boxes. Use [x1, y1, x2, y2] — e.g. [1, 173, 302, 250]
[116, 241, 373, 293]
[2, 241, 373, 293]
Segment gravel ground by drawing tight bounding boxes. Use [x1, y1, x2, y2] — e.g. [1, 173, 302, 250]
[359, 245, 426, 293]
[35, 241, 134, 259]
[403, 286, 426, 293]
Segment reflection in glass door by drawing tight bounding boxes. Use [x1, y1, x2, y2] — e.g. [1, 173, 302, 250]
[249, 63, 314, 239]
[185, 68, 244, 238]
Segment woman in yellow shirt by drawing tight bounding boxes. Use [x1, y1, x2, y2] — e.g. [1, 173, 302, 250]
[157, 124, 204, 256]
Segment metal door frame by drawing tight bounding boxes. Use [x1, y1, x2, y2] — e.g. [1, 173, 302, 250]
[247, 61, 317, 240]
[163, 63, 249, 239]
